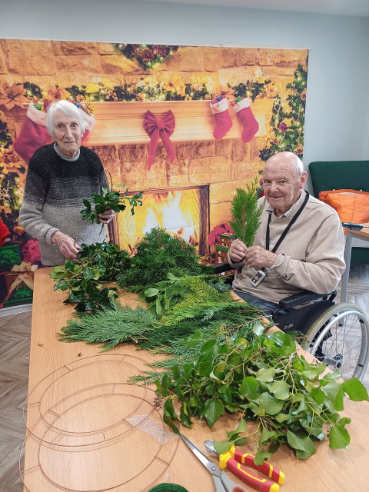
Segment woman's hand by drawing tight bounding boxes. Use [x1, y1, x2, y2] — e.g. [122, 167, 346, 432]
[98, 208, 115, 224]
[51, 231, 81, 259]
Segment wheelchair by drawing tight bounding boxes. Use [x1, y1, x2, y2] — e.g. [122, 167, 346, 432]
[213, 262, 369, 382]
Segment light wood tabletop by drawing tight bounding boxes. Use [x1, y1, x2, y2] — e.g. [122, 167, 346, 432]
[23, 268, 369, 492]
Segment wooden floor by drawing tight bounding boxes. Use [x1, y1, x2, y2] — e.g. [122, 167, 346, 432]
[1, 265, 368, 491]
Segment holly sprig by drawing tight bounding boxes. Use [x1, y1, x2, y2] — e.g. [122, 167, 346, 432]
[50, 242, 131, 312]
[157, 330, 369, 462]
[81, 173, 143, 225]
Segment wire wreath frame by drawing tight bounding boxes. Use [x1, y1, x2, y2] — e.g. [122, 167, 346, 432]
[20, 353, 180, 492]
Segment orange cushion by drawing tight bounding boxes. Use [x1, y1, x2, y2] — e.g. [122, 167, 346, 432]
[319, 189, 369, 223]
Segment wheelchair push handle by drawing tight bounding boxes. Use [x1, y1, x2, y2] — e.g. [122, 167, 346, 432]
[342, 222, 363, 231]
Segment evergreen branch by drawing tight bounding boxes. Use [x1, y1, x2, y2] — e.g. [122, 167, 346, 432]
[229, 178, 262, 247]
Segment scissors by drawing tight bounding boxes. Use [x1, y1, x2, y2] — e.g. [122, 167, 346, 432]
[181, 434, 249, 492]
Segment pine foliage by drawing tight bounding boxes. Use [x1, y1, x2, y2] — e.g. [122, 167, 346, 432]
[117, 228, 212, 288]
[229, 178, 262, 247]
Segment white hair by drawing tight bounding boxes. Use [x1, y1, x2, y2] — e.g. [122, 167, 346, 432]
[45, 100, 86, 137]
[292, 155, 304, 176]
[266, 151, 305, 179]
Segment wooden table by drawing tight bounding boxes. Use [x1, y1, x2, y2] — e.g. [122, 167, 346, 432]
[23, 268, 369, 492]
[341, 225, 369, 302]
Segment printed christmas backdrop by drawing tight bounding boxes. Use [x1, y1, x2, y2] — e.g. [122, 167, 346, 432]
[0, 40, 308, 309]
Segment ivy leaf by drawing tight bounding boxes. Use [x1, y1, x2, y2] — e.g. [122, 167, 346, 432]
[267, 331, 289, 347]
[218, 385, 233, 404]
[323, 381, 343, 410]
[275, 413, 290, 423]
[310, 388, 326, 405]
[235, 419, 247, 433]
[302, 364, 326, 379]
[322, 370, 340, 381]
[342, 378, 369, 401]
[287, 430, 309, 452]
[213, 439, 234, 455]
[329, 419, 351, 449]
[203, 399, 225, 429]
[199, 340, 219, 363]
[254, 450, 272, 466]
[295, 436, 316, 460]
[255, 393, 284, 415]
[239, 376, 259, 400]
[234, 437, 247, 446]
[261, 428, 278, 445]
[269, 380, 290, 400]
[255, 367, 275, 382]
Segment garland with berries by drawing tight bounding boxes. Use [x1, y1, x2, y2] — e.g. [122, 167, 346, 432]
[113, 44, 179, 70]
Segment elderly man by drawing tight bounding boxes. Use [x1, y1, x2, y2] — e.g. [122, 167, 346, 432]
[228, 151, 346, 314]
[19, 100, 114, 266]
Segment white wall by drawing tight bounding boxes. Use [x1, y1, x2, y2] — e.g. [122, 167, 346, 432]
[2, 0, 369, 173]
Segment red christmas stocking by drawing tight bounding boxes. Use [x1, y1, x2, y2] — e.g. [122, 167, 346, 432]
[232, 98, 259, 143]
[13, 104, 51, 164]
[210, 96, 232, 140]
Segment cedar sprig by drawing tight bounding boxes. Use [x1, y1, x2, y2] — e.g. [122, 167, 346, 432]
[58, 303, 157, 351]
[229, 177, 262, 247]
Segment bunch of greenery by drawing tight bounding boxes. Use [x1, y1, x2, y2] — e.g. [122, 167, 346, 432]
[59, 303, 157, 351]
[130, 273, 232, 317]
[229, 178, 262, 247]
[58, 274, 265, 363]
[81, 174, 143, 225]
[50, 242, 131, 312]
[157, 330, 369, 463]
[117, 228, 212, 288]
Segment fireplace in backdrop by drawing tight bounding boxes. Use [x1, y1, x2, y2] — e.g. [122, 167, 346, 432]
[108, 185, 210, 255]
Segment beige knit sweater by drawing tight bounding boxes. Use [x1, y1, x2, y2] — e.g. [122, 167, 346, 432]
[228, 194, 346, 304]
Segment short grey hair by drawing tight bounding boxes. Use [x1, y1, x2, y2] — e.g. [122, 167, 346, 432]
[45, 100, 86, 137]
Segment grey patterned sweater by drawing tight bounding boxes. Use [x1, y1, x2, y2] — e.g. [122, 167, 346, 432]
[19, 144, 108, 266]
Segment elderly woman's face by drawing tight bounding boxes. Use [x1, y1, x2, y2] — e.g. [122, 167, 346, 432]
[53, 111, 83, 157]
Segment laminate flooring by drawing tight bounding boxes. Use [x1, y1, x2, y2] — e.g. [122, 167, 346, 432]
[1, 265, 368, 491]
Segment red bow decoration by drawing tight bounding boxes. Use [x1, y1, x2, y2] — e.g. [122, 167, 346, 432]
[143, 110, 176, 170]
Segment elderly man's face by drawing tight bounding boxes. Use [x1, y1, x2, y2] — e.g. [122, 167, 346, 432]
[263, 159, 307, 216]
[53, 111, 83, 158]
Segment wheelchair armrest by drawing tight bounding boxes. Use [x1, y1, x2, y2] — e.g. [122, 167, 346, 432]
[278, 290, 337, 309]
[212, 262, 235, 274]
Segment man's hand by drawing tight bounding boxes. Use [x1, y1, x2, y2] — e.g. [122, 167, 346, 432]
[229, 240, 247, 263]
[99, 208, 115, 224]
[51, 231, 81, 260]
[244, 246, 278, 270]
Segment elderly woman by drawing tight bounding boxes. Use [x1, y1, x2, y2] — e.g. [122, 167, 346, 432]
[19, 100, 114, 266]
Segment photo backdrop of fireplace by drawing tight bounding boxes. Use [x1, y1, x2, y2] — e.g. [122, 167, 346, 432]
[0, 40, 309, 308]
[111, 186, 209, 255]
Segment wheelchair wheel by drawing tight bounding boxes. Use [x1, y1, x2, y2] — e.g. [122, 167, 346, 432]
[305, 303, 369, 381]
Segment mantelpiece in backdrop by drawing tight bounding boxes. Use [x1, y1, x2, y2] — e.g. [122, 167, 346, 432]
[0, 40, 309, 309]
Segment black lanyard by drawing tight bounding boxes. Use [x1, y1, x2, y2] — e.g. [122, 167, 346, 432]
[266, 191, 309, 253]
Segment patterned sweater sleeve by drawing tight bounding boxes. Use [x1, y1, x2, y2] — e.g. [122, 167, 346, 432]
[18, 156, 59, 245]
